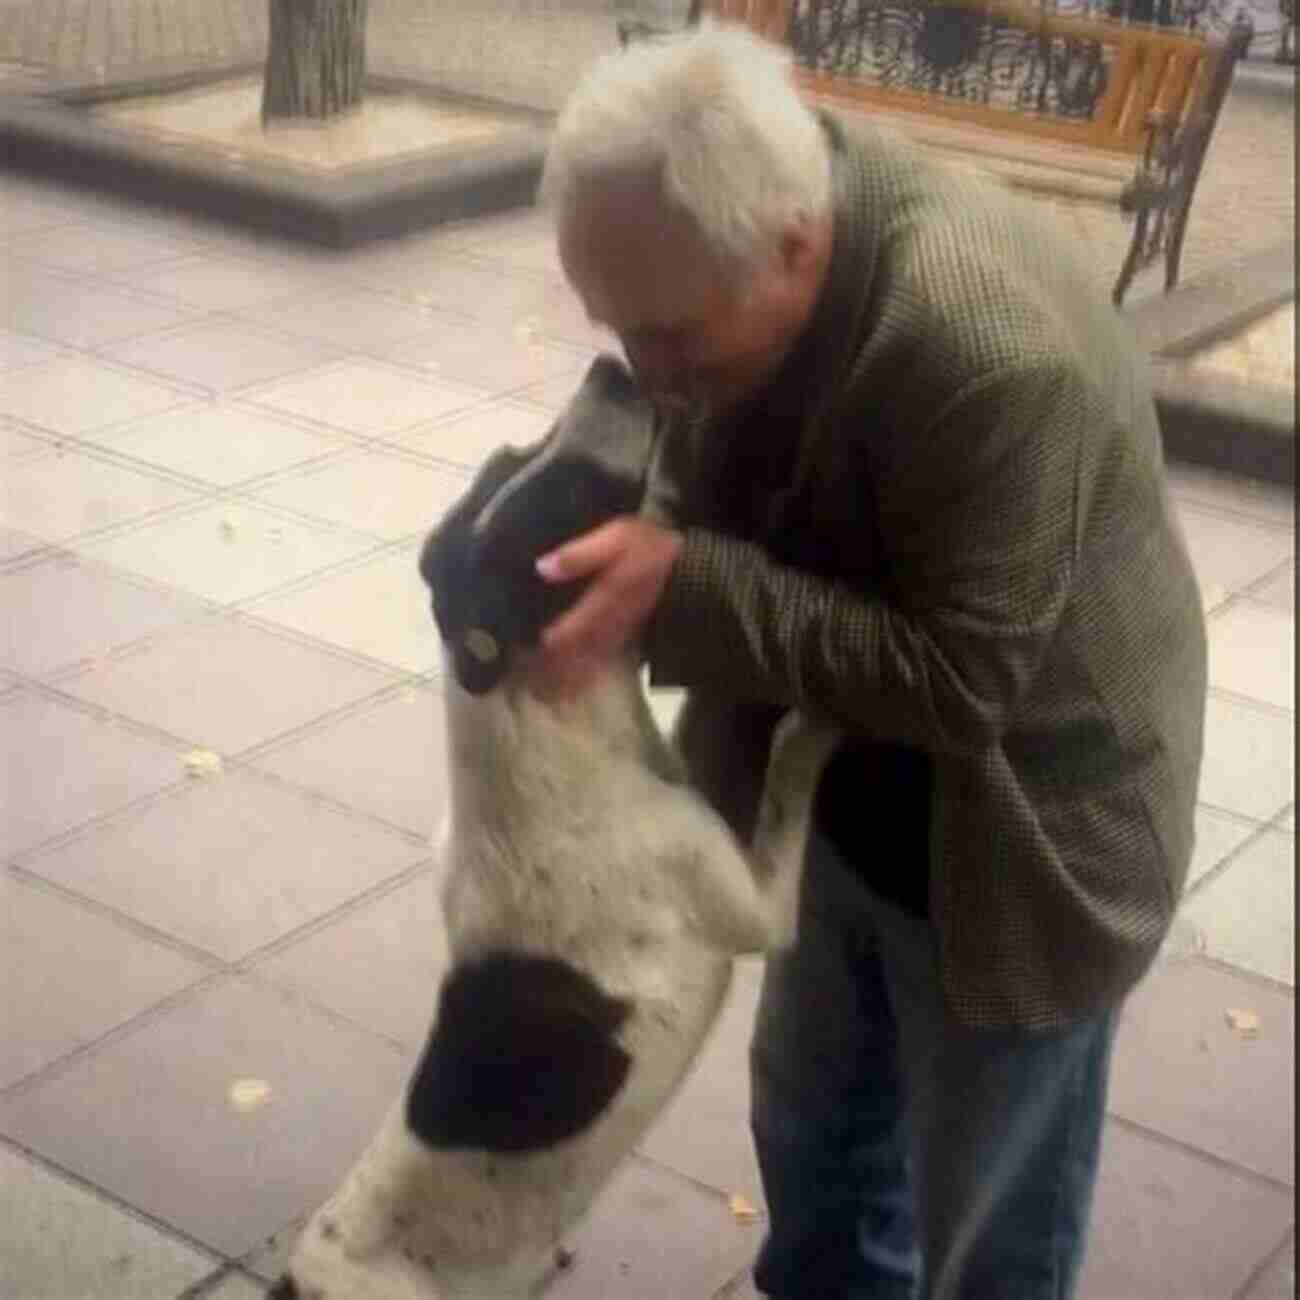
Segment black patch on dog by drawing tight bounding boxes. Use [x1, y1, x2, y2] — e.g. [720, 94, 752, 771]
[405, 950, 633, 1152]
[266, 1277, 299, 1300]
[417, 355, 656, 694]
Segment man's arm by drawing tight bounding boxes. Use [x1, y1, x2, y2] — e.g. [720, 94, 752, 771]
[646, 360, 1096, 754]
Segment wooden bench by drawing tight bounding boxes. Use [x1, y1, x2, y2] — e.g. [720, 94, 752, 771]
[631, 0, 1247, 305]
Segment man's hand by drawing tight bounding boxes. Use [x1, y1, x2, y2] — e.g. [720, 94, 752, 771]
[529, 517, 682, 694]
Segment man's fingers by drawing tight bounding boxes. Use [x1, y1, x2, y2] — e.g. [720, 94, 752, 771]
[535, 519, 629, 583]
[540, 578, 632, 658]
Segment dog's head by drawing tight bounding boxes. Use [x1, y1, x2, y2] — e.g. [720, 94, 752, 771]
[418, 355, 656, 694]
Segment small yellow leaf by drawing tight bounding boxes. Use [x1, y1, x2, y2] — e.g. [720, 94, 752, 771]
[183, 749, 223, 778]
[227, 1078, 272, 1112]
[1225, 1008, 1261, 1038]
[728, 1193, 761, 1223]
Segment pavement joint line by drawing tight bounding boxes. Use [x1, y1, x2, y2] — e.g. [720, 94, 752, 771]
[1230, 1224, 1297, 1300]
[1182, 949, 1297, 998]
[7, 861, 231, 973]
[229, 856, 438, 977]
[0, 965, 229, 1103]
[633, 1147, 751, 1206]
[1180, 813, 1291, 903]
[1103, 1112, 1296, 1195]
[0, 1130, 233, 1272]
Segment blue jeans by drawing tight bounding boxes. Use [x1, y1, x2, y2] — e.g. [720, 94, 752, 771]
[750, 834, 1117, 1300]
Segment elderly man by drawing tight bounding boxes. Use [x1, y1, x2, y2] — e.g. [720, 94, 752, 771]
[530, 21, 1207, 1300]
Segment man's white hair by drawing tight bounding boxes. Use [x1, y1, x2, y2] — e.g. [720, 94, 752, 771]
[540, 20, 832, 271]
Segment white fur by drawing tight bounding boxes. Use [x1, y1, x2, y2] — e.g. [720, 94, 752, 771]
[280, 659, 834, 1299]
[539, 20, 832, 274]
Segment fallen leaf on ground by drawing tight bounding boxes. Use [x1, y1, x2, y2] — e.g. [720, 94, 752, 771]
[183, 749, 223, 778]
[728, 1193, 761, 1223]
[227, 1078, 272, 1112]
[1225, 1008, 1261, 1037]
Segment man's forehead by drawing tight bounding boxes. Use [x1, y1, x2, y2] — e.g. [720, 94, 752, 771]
[559, 218, 728, 333]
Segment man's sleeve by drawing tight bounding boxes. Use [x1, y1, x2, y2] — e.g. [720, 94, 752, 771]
[646, 360, 1096, 754]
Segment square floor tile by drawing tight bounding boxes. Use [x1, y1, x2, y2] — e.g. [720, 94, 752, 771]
[1185, 805, 1261, 890]
[246, 360, 489, 438]
[101, 401, 347, 487]
[3, 449, 199, 545]
[1175, 501, 1294, 610]
[250, 450, 468, 541]
[1, 691, 185, 862]
[234, 285, 465, 353]
[110, 254, 322, 312]
[640, 959, 766, 1203]
[1, 875, 206, 1090]
[252, 543, 442, 673]
[0, 979, 411, 1258]
[1198, 693, 1295, 822]
[378, 314, 590, 394]
[1251, 562, 1295, 612]
[60, 614, 396, 752]
[82, 503, 377, 606]
[3, 271, 196, 348]
[0, 1145, 218, 1300]
[393, 398, 555, 468]
[545, 1157, 758, 1300]
[6, 220, 201, 275]
[0, 554, 206, 678]
[101, 319, 342, 396]
[25, 769, 429, 963]
[251, 684, 448, 839]
[254, 872, 447, 1046]
[0, 357, 192, 435]
[0, 330, 65, 370]
[1180, 829, 1295, 987]
[1208, 600, 1296, 711]
[1078, 1121, 1294, 1300]
[1109, 957, 1295, 1185]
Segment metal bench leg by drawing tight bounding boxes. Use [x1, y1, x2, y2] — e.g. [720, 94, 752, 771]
[1113, 206, 1150, 307]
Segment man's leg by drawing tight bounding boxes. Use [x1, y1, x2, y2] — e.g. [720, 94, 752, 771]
[749, 838, 920, 1300]
[868, 891, 1117, 1300]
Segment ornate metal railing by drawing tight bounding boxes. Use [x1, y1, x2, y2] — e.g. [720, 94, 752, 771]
[787, 0, 1122, 121]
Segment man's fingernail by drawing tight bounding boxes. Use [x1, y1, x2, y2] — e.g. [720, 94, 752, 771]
[536, 554, 561, 581]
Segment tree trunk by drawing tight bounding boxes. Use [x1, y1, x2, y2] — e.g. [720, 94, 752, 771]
[261, 0, 368, 126]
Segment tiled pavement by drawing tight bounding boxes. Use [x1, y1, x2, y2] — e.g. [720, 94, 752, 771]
[0, 156, 1294, 1300]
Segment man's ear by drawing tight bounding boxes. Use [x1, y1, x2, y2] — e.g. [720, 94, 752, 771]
[780, 215, 819, 275]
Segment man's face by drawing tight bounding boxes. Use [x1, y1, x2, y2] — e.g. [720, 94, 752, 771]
[558, 173, 827, 418]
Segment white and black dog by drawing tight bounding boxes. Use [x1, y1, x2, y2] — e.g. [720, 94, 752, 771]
[270, 356, 835, 1300]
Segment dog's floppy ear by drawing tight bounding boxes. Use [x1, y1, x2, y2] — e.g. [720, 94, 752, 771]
[419, 443, 541, 636]
[418, 354, 657, 694]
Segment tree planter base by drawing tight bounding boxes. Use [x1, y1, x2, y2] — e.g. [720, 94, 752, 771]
[1127, 241, 1295, 488]
[0, 66, 549, 248]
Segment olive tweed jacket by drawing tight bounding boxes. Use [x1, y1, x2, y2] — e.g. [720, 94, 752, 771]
[643, 113, 1208, 1030]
